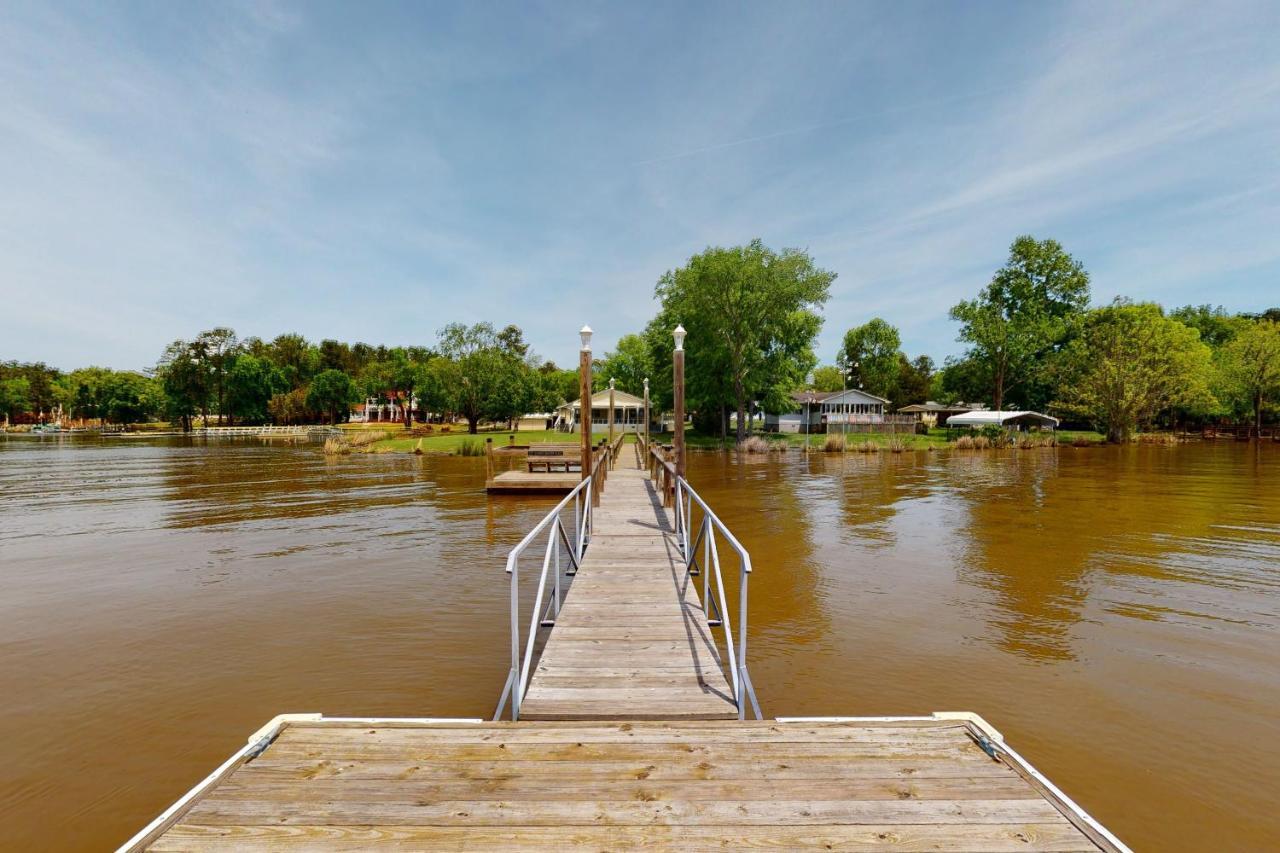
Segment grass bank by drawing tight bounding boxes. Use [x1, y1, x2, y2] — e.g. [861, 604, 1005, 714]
[336, 426, 619, 455]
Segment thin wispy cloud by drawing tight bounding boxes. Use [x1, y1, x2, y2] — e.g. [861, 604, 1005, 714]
[0, 1, 1276, 372]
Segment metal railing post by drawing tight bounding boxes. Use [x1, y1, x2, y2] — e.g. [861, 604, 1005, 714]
[509, 558, 521, 720]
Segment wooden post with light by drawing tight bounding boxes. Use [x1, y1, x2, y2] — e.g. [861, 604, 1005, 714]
[673, 324, 686, 482]
[579, 326, 595, 506]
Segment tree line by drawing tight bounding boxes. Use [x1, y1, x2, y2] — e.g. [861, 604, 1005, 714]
[4, 235, 1277, 442]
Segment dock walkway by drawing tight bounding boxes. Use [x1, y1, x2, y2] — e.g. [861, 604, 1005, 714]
[518, 449, 736, 720]
[129, 716, 1121, 851]
[124, 432, 1128, 851]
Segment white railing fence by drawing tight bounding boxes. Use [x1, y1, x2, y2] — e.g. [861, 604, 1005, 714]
[493, 477, 592, 721]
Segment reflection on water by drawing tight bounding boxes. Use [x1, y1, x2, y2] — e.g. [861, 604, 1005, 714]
[1, 437, 1278, 850]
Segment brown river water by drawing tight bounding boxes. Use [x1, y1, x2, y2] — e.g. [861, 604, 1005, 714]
[1, 436, 1278, 850]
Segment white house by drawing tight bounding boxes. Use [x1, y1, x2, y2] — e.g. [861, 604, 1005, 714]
[553, 389, 651, 433]
[765, 388, 893, 433]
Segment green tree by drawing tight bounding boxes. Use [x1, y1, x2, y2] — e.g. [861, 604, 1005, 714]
[1218, 320, 1280, 432]
[892, 354, 934, 409]
[268, 387, 314, 425]
[838, 318, 901, 400]
[306, 369, 358, 425]
[269, 333, 318, 389]
[434, 323, 530, 433]
[227, 354, 285, 425]
[100, 372, 157, 424]
[156, 340, 207, 431]
[649, 239, 833, 442]
[597, 334, 653, 396]
[0, 377, 31, 424]
[950, 236, 1091, 410]
[810, 365, 844, 392]
[1052, 301, 1214, 442]
[0, 361, 61, 416]
[1169, 304, 1249, 348]
[195, 327, 238, 424]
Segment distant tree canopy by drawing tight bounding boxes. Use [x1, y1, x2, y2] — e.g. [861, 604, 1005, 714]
[1051, 301, 1214, 442]
[306, 369, 359, 425]
[1217, 320, 1280, 431]
[838, 318, 901, 400]
[646, 239, 833, 441]
[949, 236, 1091, 411]
[6, 233, 1276, 441]
[810, 365, 844, 392]
[596, 334, 653, 396]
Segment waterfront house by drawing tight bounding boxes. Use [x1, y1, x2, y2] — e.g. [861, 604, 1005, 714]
[553, 389, 651, 433]
[765, 388, 915, 434]
[897, 401, 981, 427]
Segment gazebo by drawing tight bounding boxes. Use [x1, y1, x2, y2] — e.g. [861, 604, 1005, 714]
[554, 389, 649, 433]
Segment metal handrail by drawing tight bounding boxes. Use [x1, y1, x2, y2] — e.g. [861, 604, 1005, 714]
[494, 476, 592, 721]
[646, 444, 761, 720]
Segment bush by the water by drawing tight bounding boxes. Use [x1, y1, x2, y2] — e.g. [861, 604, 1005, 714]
[822, 434, 846, 452]
[323, 436, 350, 455]
[457, 438, 485, 456]
[737, 436, 772, 453]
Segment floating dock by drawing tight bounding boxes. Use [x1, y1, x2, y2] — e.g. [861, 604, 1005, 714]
[123, 435, 1128, 851]
[484, 440, 594, 493]
[125, 715, 1124, 851]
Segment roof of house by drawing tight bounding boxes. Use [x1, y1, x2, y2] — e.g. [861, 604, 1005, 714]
[946, 410, 1059, 428]
[897, 402, 977, 414]
[791, 390, 837, 405]
[814, 387, 891, 405]
[559, 389, 647, 409]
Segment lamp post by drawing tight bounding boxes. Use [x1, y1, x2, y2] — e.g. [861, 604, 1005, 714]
[608, 377, 615, 446]
[579, 326, 593, 489]
[673, 324, 686, 481]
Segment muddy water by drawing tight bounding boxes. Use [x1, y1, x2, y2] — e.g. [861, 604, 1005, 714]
[0, 437, 1277, 849]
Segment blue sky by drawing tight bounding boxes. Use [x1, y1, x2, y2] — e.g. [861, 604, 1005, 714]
[2, 1, 1277, 372]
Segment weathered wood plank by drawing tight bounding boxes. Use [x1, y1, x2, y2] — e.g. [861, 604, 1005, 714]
[152, 821, 1100, 851]
[180, 796, 1067, 827]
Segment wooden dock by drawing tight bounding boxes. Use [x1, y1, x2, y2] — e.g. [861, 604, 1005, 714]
[126, 716, 1123, 850]
[518, 448, 736, 720]
[123, 432, 1128, 851]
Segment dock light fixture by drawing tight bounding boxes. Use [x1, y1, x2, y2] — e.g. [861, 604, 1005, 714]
[673, 324, 686, 352]
[580, 325, 593, 352]
[609, 377, 615, 389]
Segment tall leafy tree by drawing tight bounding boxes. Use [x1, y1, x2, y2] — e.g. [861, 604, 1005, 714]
[227, 354, 285, 425]
[0, 377, 31, 424]
[1218, 320, 1280, 432]
[892, 354, 934, 409]
[269, 333, 318, 389]
[1052, 301, 1214, 442]
[838, 318, 901, 400]
[597, 334, 653, 396]
[156, 340, 207, 431]
[435, 322, 530, 433]
[1169, 305, 1249, 348]
[811, 365, 844, 392]
[950, 236, 1090, 410]
[306, 369, 358, 425]
[649, 239, 833, 442]
[195, 327, 238, 424]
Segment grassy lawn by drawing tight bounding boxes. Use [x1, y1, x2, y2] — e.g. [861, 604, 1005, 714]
[340, 426, 620, 454]
[338, 423, 1108, 455]
[647, 428, 1107, 451]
